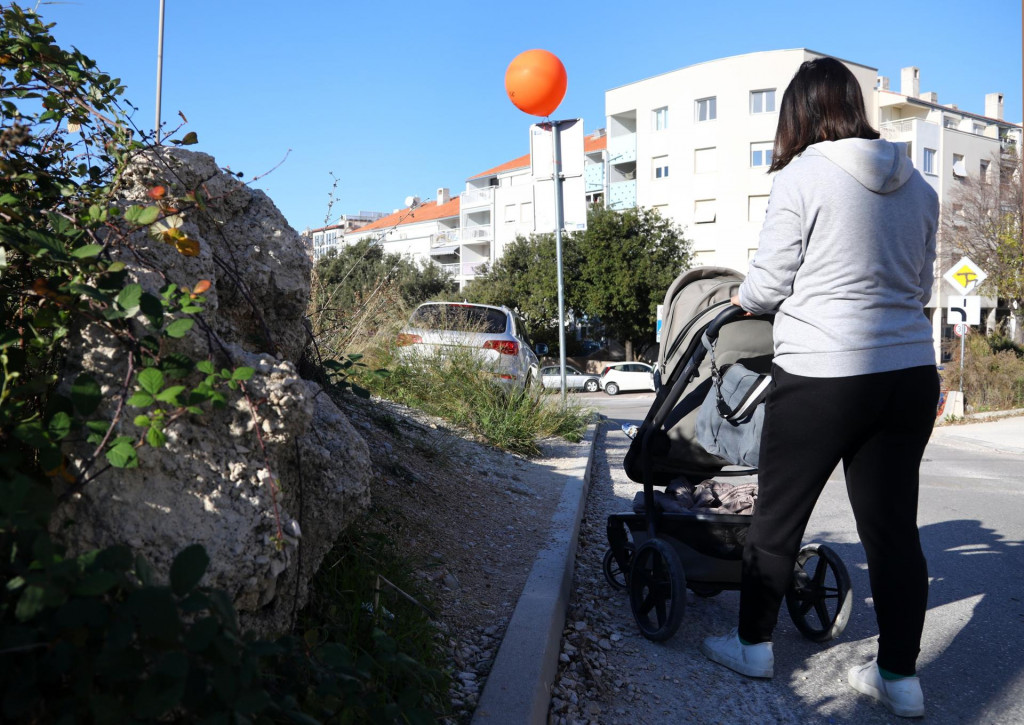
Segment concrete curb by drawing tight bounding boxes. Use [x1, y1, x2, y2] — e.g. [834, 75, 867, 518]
[471, 420, 600, 725]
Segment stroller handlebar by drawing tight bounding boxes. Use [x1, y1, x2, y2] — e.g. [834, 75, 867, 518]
[704, 304, 749, 343]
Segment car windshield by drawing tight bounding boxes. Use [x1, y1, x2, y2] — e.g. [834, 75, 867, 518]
[410, 304, 507, 333]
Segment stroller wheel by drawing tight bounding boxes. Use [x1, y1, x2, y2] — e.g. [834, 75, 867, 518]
[602, 543, 635, 591]
[628, 538, 686, 642]
[785, 543, 853, 643]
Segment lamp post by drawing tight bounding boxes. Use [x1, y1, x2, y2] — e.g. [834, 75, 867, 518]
[155, 0, 166, 143]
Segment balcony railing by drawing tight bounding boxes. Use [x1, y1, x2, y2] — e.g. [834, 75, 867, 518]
[462, 262, 487, 276]
[462, 225, 493, 242]
[431, 230, 460, 246]
[440, 263, 460, 275]
[461, 187, 494, 208]
[880, 119, 915, 140]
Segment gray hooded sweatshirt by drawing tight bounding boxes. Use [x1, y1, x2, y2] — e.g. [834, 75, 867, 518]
[738, 138, 938, 377]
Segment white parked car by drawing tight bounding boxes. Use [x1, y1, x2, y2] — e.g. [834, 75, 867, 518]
[396, 302, 546, 390]
[539, 365, 600, 393]
[600, 362, 657, 395]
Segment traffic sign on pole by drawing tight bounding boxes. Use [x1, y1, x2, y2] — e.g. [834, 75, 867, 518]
[943, 257, 987, 295]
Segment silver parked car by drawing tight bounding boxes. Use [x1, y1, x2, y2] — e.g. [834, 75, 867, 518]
[539, 365, 600, 393]
[600, 361, 657, 395]
[396, 302, 546, 390]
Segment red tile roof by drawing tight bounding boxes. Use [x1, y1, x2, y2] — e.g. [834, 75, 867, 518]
[352, 196, 461, 233]
[468, 130, 607, 180]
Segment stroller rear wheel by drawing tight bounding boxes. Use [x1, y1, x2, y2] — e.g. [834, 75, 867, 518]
[628, 538, 686, 642]
[785, 543, 852, 642]
[602, 544, 635, 591]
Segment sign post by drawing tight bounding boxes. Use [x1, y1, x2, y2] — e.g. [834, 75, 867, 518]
[942, 257, 987, 407]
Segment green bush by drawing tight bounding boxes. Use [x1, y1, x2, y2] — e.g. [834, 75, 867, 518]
[944, 331, 1024, 412]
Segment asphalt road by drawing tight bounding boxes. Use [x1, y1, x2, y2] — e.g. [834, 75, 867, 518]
[573, 398, 1024, 723]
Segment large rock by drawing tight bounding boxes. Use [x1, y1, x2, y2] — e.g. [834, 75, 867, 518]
[53, 147, 371, 635]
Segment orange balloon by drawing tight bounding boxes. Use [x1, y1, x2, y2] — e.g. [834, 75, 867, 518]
[505, 49, 567, 117]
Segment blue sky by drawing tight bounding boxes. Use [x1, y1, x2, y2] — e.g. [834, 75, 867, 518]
[38, 0, 1022, 232]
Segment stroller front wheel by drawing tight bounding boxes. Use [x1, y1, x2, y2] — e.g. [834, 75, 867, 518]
[628, 538, 686, 642]
[602, 543, 635, 591]
[785, 543, 853, 642]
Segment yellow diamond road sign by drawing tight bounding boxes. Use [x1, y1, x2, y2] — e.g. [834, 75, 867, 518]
[943, 257, 987, 295]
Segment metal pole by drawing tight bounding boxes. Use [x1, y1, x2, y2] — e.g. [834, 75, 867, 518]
[552, 121, 568, 406]
[959, 326, 965, 393]
[155, 0, 166, 144]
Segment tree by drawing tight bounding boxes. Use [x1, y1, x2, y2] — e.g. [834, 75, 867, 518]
[576, 206, 693, 360]
[941, 151, 1023, 342]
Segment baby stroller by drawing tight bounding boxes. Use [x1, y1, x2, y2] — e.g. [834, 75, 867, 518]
[603, 267, 853, 642]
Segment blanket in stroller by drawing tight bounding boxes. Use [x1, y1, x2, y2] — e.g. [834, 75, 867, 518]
[632, 478, 757, 516]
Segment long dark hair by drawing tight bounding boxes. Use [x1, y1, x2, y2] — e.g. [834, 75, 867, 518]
[770, 57, 879, 172]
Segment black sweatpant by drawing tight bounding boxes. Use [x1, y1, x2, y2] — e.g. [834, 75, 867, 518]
[738, 364, 939, 676]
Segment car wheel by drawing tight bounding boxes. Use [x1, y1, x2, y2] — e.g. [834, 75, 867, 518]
[605, 382, 619, 396]
[584, 379, 599, 393]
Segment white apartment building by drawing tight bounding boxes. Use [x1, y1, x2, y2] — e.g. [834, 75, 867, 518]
[303, 211, 387, 261]
[342, 188, 463, 278]
[603, 49, 879, 273]
[602, 49, 1021, 355]
[345, 131, 608, 288]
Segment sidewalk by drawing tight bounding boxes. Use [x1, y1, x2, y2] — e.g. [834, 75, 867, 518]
[930, 409, 1024, 456]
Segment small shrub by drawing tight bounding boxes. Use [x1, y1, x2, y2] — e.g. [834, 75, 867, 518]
[943, 331, 1024, 412]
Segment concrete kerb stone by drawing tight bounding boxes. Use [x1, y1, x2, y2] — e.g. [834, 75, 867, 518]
[471, 420, 600, 725]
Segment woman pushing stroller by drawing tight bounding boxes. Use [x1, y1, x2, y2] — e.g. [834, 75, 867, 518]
[699, 57, 939, 719]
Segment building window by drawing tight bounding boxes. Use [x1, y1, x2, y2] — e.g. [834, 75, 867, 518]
[980, 159, 990, 183]
[504, 204, 516, 223]
[695, 97, 717, 122]
[944, 116, 959, 130]
[652, 155, 669, 179]
[694, 199, 716, 224]
[923, 148, 936, 175]
[520, 201, 533, 223]
[652, 106, 668, 131]
[952, 153, 967, 178]
[973, 123, 985, 135]
[750, 89, 776, 114]
[748, 195, 769, 222]
[694, 147, 716, 174]
[750, 142, 773, 168]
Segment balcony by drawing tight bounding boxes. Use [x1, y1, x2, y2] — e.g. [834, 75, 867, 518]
[461, 225, 493, 243]
[608, 180, 636, 211]
[440, 262, 460, 276]
[461, 187, 494, 209]
[431, 230, 460, 247]
[608, 134, 637, 164]
[585, 163, 605, 193]
[880, 119, 915, 140]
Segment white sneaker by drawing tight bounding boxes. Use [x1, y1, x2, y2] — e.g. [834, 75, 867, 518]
[848, 661, 924, 718]
[700, 628, 774, 678]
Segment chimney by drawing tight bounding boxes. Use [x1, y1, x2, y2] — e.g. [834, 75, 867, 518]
[876, 75, 890, 91]
[437, 187, 450, 205]
[901, 67, 920, 98]
[921, 91, 938, 103]
[985, 93, 1004, 120]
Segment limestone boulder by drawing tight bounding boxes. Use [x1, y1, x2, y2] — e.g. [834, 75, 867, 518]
[53, 147, 371, 635]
